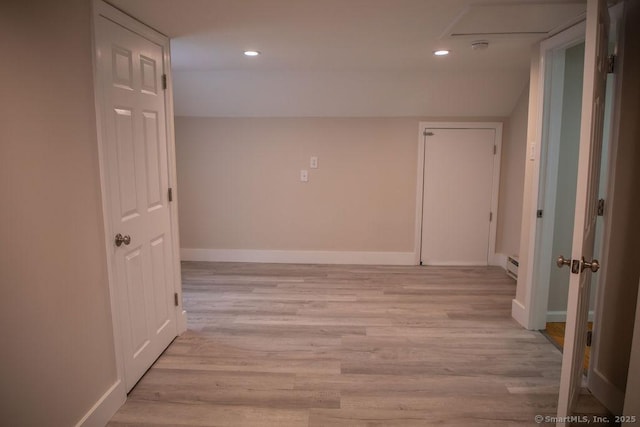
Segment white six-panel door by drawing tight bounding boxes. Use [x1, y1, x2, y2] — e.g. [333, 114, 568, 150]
[96, 16, 178, 392]
[556, 0, 609, 422]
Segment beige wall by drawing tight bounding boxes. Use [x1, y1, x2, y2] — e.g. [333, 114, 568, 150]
[176, 117, 419, 253]
[173, 69, 529, 118]
[0, 1, 117, 425]
[496, 87, 529, 258]
[176, 115, 523, 259]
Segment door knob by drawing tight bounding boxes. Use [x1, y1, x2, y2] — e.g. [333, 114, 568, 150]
[581, 257, 600, 273]
[114, 233, 131, 247]
[556, 255, 571, 268]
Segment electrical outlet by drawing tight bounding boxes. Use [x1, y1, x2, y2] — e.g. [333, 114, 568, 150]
[310, 156, 318, 169]
[300, 169, 309, 182]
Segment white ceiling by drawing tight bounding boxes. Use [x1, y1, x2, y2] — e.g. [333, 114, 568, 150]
[108, 0, 587, 117]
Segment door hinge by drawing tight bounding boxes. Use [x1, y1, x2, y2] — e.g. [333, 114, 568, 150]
[586, 330, 593, 347]
[489, 212, 493, 222]
[607, 55, 616, 74]
[174, 292, 179, 307]
[597, 198, 605, 216]
[168, 187, 173, 202]
[423, 131, 434, 137]
[537, 209, 543, 218]
[162, 74, 167, 90]
[493, 145, 497, 155]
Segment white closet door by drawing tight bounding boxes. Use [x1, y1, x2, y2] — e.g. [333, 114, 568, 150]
[421, 128, 496, 266]
[96, 16, 178, 391]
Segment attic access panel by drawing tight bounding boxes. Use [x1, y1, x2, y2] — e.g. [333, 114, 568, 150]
[441, 2, 586, 39]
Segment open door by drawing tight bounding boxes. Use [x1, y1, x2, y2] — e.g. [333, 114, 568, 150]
[556, 0, 609, 423]
[93, 0, 184, 393]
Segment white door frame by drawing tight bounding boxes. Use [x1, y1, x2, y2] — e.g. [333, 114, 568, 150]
[414, 122, 503, 266]
[519, 22, 587, 331]
[90, 0, 186, 403]
[517, 4, 622, 332]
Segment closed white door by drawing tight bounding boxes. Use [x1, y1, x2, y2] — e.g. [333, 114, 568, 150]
[557, 0, 609, 422]
[420, 128, 496, 265]
[96, 16, 178, 391]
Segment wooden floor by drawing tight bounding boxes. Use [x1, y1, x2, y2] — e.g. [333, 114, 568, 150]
[544, 322, 593, 372]
[109, 262, 610, 426]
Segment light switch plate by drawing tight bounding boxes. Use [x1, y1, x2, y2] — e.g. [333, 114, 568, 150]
[300, 169, 309, 182]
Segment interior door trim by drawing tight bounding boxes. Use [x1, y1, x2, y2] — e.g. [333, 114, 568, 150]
[514, 21, 587, 331]
[414, 121, 503, 266]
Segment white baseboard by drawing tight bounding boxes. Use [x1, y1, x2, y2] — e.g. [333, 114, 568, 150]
[75, 379, 125, 427]
[546, 310, 595, 322]
[421, 260, 497, 266]
[590, 365, 625, 414]
[512, 298, 529, 329]
[491, 252, 508, 268]
[181, 248, 415, 265]
[421, 253, 507, 267]
[177, 309, 188, 334]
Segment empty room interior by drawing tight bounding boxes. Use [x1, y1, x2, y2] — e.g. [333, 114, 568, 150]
[1, 0, 639, 426]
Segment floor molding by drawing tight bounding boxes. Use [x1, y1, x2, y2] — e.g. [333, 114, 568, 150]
[491, 252, 508, 268]
[181, 248, 416, 266]
[75, 379, 125, 427]
[589, 366, 625, 414]
[177, 309, 188, 334]
[512, 298, 529, 328]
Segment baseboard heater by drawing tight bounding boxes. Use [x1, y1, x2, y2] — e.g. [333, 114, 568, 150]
[507, 255, 519, 280]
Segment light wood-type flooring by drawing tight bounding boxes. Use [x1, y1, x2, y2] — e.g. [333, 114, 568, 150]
[109, 262, 611, 426]
[544, 322, 594, 372]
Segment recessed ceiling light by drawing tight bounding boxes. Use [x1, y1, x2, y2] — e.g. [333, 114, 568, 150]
[433, 50, 450, 56]
[244, 50, 260, 57]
